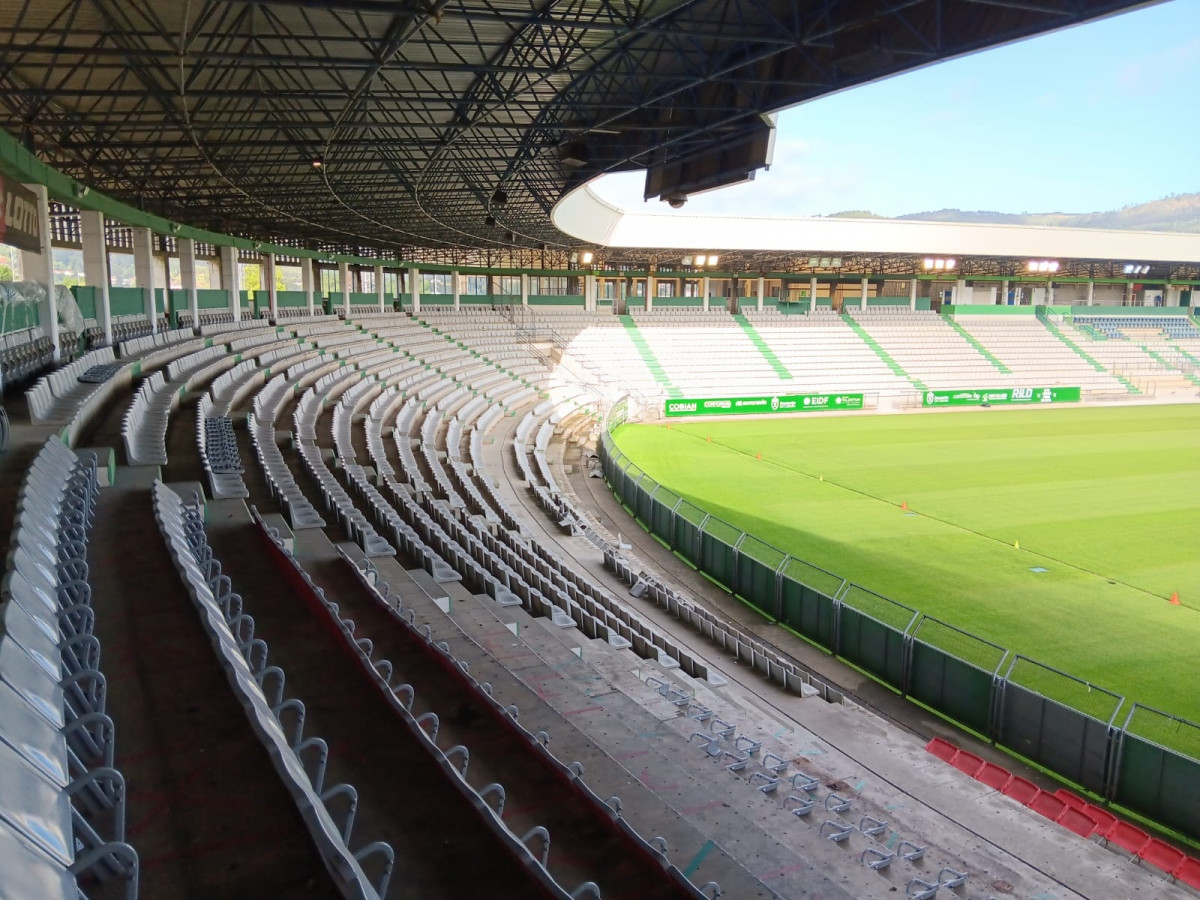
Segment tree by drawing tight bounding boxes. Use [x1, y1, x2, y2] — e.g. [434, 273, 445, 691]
[0, 264, 13, 282]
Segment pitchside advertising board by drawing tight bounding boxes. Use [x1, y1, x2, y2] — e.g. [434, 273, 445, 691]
[921, 387, 1081, 407]
[664, 393, 864, 418]
[0, 176, 41, 252]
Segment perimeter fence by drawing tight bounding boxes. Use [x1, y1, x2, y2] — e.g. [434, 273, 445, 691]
[600, 408, 1200, 843]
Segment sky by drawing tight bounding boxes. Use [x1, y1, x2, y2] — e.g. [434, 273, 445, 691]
[591, 0, 1200, 219]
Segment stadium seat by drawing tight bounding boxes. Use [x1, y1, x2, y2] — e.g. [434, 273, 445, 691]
[1137, 838, 1186, 873]
[975, 761, 1012, 791]
[1105, 820, 1151, 855]
[925, 736, 958, 762]
[1173, 856, 1200, 890]
[1053, 788, 1087, 810]
[1055, 806, 1098, 838]
[949, 750, 984, 777]
[1000, 777, 1040, 806]
[1029, 792, 1068, 821]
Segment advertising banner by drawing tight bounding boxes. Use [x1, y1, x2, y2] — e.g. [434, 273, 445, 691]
[921, 386, 1081, 407]
[664, 393, 864, 418]
[0, 176, 41, 252]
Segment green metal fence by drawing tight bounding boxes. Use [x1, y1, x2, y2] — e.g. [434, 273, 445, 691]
[599, 416, 1200, 842]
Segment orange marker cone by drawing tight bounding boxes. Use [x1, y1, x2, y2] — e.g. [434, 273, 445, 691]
[1170, 593, 1181, 605]
[756, 453, 762, 460]
[706, 436, 711, 443]
[901, 501, 908, 511]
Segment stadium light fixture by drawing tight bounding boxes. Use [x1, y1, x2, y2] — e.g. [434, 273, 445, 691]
[681, 256, 693, 267]
[1027, 260, 1059, 274]
[707, 255, 719, 267]
[694, 254, 707, 266]
[922, 257, 957, 271]
[311, 156, 324, 169]
[1123, 263, 1150, 275]
[580, 251, 594, 265]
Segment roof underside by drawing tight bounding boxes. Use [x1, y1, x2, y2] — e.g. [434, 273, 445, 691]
[0, 0, 1151, 262]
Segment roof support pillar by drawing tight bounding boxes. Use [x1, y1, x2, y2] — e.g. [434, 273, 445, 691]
[1086, 280, 1094, 306]
[1001, 279, 1009, 307]
[339, 261, 351, 316]
[909, 277, 918, 312]
[520, 273, 529, 307]
[132, 226, 158, 335]
[860, 276, 869, 310]
[701, 276, 710, 311]
[375, 265, 385, 312]
[19, 183, 60, 361]
[179, 237, 198, 328]
[263, 252, 278, 319]
[409, 266, 420, 313]
[756, 276, 764, 312]
[452, 271, 461, 310]
[301, 257, 315, 316]
[219, 245, 240, 322]
[646, 274, 654, 311]
[809, 277, 817, 314]
[80, 210, 112, 345]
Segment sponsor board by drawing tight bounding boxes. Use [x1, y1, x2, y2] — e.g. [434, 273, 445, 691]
[921, 386, 1081, 407]
[0, 176, 41, 252]
[664, 393, 864, 418]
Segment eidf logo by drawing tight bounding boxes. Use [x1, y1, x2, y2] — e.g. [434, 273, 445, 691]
[770, 396, 779, 411]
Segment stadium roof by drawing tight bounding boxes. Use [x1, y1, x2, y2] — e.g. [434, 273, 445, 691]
[0, 0, 1152, 262]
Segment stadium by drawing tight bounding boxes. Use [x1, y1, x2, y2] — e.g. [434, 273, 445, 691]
[0, 1, 1198, 899]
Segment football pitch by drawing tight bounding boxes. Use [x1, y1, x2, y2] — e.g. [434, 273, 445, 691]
[611, 404, 1200, 724]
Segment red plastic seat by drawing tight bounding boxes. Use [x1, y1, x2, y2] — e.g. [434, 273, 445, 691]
[1173, 856, 1200, 891]
[1084, 804, 1117, 835]
[1001, 776, 1040, 806]
[1029, 792, 1067, 821]
[975, 762, 1012, 791]
[1056, 806, 1098, 838]
[1138, 838, 1186, 873]
[1106, 821, 1151, 855]
[950, 750, 984, 777]
[1053, 789, 1086, 810]
[926, 737, 959, 763]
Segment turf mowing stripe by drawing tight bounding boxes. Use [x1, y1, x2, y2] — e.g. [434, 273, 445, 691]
[663, 423, 1185, 611]
[733, 313, 793, 379]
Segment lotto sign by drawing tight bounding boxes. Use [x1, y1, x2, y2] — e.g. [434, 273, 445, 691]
[921, 387, 1081, 407]
[664, 393, 864, 418]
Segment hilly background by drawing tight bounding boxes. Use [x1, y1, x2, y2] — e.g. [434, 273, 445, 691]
[828, 193, 1200, 232]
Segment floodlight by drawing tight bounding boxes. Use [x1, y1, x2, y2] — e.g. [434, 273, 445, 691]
[581, 251, 594, 264]
[694, 254, 707, 266]
[923, 258, 934, 270]
[946, 259, 956, 270]
[707, 255, 719, 267]
[681, 256, 693, 267]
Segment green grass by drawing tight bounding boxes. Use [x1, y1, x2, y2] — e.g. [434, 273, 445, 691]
[612, 404, 1200, 723]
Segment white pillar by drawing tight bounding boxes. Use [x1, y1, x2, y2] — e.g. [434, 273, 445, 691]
[646, 275, 655, 312]
[301, 257, 315, 316]
[1046, 280, 1054, 306]
[860, 276, 869, 310]
[131, 226, 158, 334]
[756, 276, 765, 312]
[218, 245, 240, 322]
[618, 278, 627, 315]
[19, 184, 60, 360]
[375, 265, 385, 312]
[452, 270, 461, 310]
[701, 276, 710, 312]
[80, 210, 112, 345]
[520, 273, 529, 307]
[1000, 279, 1009, 307]
[408, 266, 420, 313]
[809, 276, 818, 314]
[263, 252, 278, 318]
[179, 237, 198, 329]
[584, 273, 596, 312]
[1125, 281, 1134, 307]
[1086, 280, 1094, 306]
[339, 261, 351, 316]
[909, 278, 918, 312]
